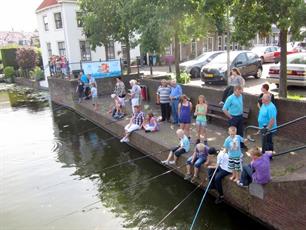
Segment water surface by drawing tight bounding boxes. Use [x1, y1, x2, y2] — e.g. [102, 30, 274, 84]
[0, 85, 266, 230]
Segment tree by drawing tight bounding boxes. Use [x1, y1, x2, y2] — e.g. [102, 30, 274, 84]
[231, 0, 306, 98]
[79, 0, 142, 73]
[16, 48, 37, 70]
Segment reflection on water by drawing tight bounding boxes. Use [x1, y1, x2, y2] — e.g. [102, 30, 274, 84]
[0, 84, 266, 230]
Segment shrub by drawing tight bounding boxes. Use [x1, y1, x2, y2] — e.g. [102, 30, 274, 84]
[30, 66, 45, 81]
[177, 71, 191, 84]
[16, 48, 37, 70]
[0, 48, 18, 69]
[3, 66, 15, 82]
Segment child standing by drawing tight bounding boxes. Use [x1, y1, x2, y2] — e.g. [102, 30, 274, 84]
[184, 143, 211, 183]
[91, 82, 98, 111]
[178, 95, 192, 138]
[76, 79, 85, 103]
[223, 126, 247, 182]
[161, 129, 190, 165]
[194, 95, 208, 145]
[142, 112, 159, 132]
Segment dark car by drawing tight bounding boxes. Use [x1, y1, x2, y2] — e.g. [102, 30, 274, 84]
[179, 51, 224, 78]
[201, 51, 262, 85]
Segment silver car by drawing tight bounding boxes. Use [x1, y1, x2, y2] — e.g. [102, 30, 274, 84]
[267, 52, 306, 87]
[179, 51, 223, 78]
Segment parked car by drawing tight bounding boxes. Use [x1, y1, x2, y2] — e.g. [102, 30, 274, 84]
[274, 43, 300, 63]
[201, 51, 262, 85]
[179, 51, 224, 78]
[251, 46, 279, 64]
[267, 52, 306, 87]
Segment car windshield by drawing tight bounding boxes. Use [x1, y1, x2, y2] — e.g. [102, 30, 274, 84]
[194, 53, 210, 61]
[209, 52, 236, 64]
[251, 47, 266, 53]
[288, 53, 306, 64]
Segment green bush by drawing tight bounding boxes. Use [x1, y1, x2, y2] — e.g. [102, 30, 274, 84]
[0, 48, 18, 69]
[177, 71, 191, 84]
[30, 66, 45, 81]
[3, 66, 15, 82]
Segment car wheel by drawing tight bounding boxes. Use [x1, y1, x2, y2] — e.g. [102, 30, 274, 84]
[190, 67, 201, 78]
[260, 56, 264, 64]
[255, 67, 263, 79]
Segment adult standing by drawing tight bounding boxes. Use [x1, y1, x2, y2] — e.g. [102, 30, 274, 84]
[220, 68, 245, 104]
[156, 79, 171, 122]
[258, 94, 277, 152]
[222, 85, 245, 143]
[129, 79, 141, 114]
[257, 84, 275, 109]
[113, 77, 126, 107]
[169, 79, 182, 124]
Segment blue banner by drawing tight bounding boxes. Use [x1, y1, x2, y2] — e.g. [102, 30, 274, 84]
[82, 60, 121, 78]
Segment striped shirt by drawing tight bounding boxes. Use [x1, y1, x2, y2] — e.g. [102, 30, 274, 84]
[157, 86, 171, 103]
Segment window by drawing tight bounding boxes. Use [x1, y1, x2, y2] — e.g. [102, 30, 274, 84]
[76, 12, 83, 27]
[218, 36, 222, 50]
[47, 43, 52, 57]
[235, 53, 247, 64]
[58, 42, 66, 56]
[121, 43, 128, 59]
[191, 39, 197, 58]
[43, 16, 49, 31]
[107, 42, 115, 59]
[54, 12, 63, 29]
[246, 52, 256, 60]
[80, 41, 91, 61]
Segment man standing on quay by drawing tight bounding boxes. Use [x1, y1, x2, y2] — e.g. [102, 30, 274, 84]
[169, 79, 182, 125]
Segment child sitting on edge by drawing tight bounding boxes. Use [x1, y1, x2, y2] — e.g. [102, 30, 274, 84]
[223, 126, 247, 182]
[237, 147, 272, 187]
[90, 82, 98, 111]
[184, 143, 212, 183]
[142, 112, 159, 132]
[76, 79, 85, 103]
[161, 129, 190, 165]
[110, 94, 124, 119]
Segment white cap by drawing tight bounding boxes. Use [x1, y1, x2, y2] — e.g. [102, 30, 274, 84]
[111, 94, 116, 99]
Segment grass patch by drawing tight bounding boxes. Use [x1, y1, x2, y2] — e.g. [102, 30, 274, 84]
[287, 93, 305, 101]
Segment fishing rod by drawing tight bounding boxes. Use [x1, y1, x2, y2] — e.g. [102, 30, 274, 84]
[153, 184, 201, 229]
[100, 149, 170, 172]
[189, 165, 219, 230]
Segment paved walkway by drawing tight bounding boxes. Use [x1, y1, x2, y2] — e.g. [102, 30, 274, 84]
[79, 95, 306, 181]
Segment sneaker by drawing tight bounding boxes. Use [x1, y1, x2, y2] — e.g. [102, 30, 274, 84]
[161, 160, 169, 165]
[191, 176, 199, 183]
[123, 137, 129, 143]
[236, 180, 248, 188]
[215, 196, 224, 204]
[120, 137, 125, 143]
[184, 174, 192, 180]
[219, 101, 224, 105]
[169, 160, 176, 165]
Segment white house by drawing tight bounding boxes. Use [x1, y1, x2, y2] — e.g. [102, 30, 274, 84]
[36, 0, 141, 79]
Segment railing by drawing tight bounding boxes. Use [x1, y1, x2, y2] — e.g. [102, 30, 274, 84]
[244, 115, 306, 155]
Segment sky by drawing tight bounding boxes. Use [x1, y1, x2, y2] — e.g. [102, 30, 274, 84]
[0, 0, 42, 32]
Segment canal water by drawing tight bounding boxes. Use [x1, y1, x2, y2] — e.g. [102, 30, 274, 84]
[0, 85, 267, 230]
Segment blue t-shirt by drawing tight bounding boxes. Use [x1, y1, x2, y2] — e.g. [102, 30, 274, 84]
[222, 94, 243, 116]
[224, 135, 244, 158]
[170, 84, 182, 100]
[81, 74, 89, 84]
[258, 102, 277, 131]
[180, 135, 190, 152]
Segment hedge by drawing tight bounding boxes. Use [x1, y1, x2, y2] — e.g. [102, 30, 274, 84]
[0, 48, 18, 69]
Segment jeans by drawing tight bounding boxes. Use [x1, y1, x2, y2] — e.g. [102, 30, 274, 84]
[160, 103, 171, 121]
[262, 132, 274, 152]
[240, 164, 253, 186]
[208, 167, 231, 196]
[228, 115, 244, 137]
[187, 156, 207, 168]
[171, 99, 179, 124]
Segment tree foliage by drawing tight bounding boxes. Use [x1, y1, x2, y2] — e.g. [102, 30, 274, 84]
[230, 0, 306, 98]
[16, 48, 37, 70]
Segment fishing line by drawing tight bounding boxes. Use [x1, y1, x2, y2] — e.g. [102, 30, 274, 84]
[189, 165, 219, 230]
[153, 184, 201, 229]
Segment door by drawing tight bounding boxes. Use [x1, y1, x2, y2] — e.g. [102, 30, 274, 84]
[233, 53, 248, 77]
[246, 52, 258, 75]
